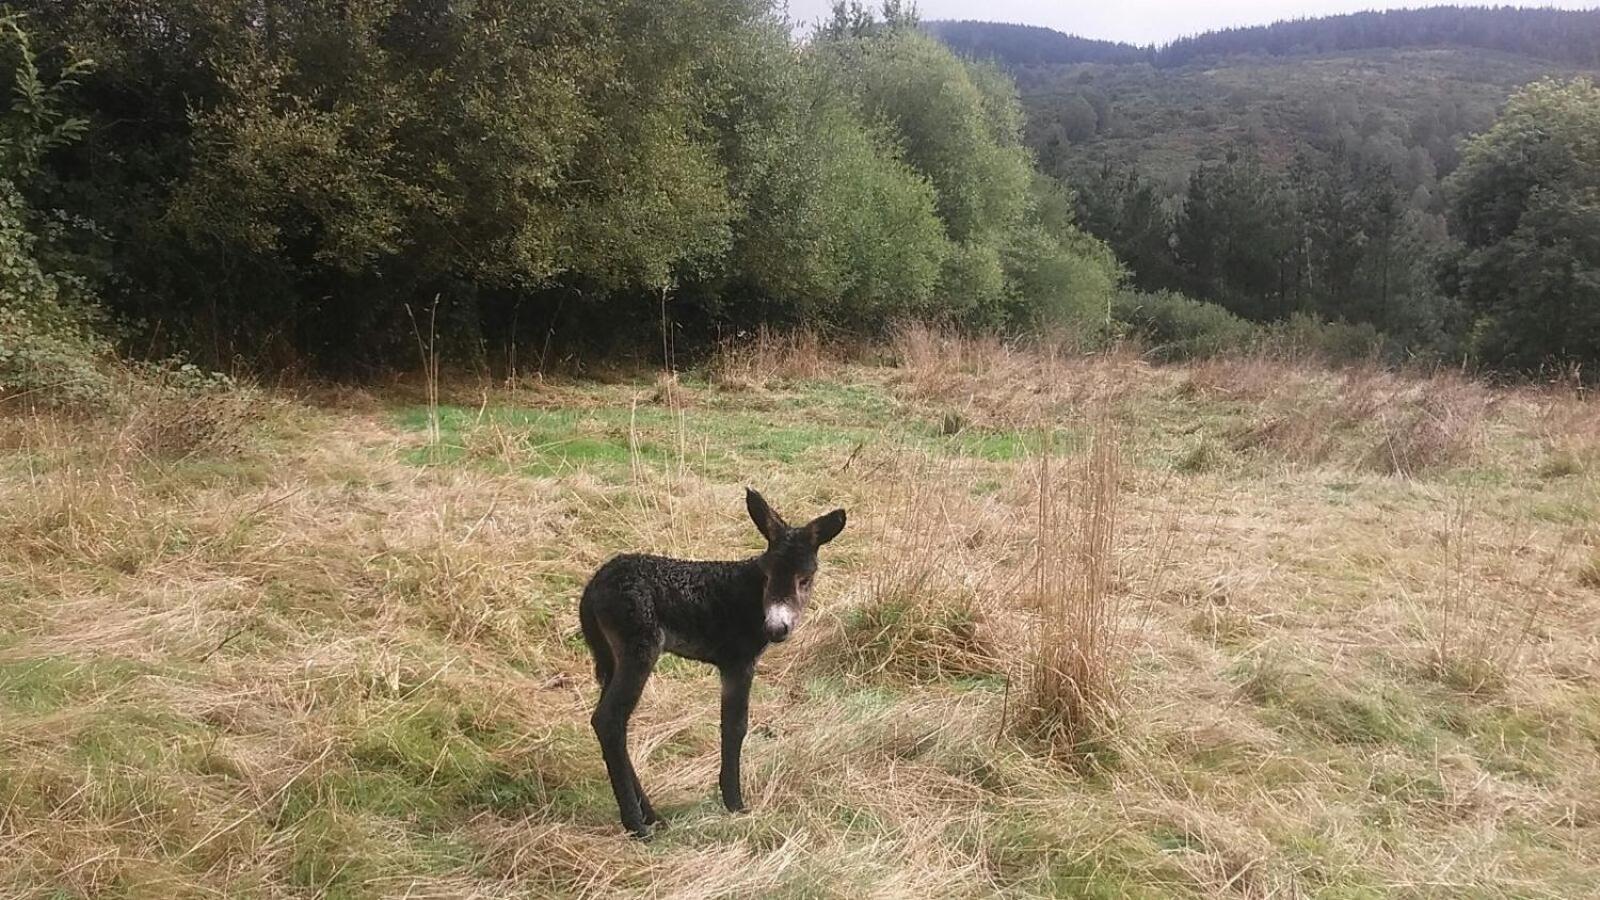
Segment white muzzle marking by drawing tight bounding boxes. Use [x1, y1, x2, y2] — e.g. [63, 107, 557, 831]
[765, 603, 797, 634]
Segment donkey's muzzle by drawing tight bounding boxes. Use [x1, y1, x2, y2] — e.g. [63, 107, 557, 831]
[764, 603, 797, 643]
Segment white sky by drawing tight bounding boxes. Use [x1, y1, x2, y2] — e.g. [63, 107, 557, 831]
[779, 1, 1600, 46]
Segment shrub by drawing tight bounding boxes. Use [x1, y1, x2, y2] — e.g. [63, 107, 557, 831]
[1262, 313, 1390, 365]
[0, 179, 113, 411]
[1112, 290, 1257, 361]
[121, 363, 258, 458]
[0, 17, 112, 411]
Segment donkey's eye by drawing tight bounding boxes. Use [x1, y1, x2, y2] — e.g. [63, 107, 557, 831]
[799, 575, 813, 588]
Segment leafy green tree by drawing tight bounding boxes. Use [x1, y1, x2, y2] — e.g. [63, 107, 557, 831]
[1443, 78, 1600, 372]
[819, 28, 1032, 247]
[815, 16, 1117, 328]
[1057, 95, 1099, 144]
[731, 71, 949, 326]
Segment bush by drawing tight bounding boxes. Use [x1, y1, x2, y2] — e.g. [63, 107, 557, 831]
[1111, 290, 1257, 361]
[121, 363, 258, 458]
[0, 16, 112, 411]
[1263, 313, 1390, 365]
[0, 182, 112, 411]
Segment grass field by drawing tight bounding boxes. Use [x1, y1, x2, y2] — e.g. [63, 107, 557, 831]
[2, 331, 1598, 898]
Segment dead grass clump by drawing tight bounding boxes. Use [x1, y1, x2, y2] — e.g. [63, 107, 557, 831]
[119, 371, 265, 459]
[836, 591, 995, 684]
[1423, 501, 1552, 693]
[1579, 552, 1600, 591]
[452, 410, 537, 470]
[818, 462, 1006, 684]
[648, 370, 691, 409]
[708, 326, 829, 389]
[1015, 422, 1128, 760]
[1532, 387, 1600, 477]
[1229, 407, 1342, 466]
[1177, 355, 1314, 402]
[1225, 368, 1495, 475]
[891, 322, 1152, 430]
[1361, 376, 1494, 477]
[889, 322, 1010, 395]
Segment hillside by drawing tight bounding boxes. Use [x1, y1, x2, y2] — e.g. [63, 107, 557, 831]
[3, 334, 1598, 896]
[926, 8, 1600, 362]
[929, 7, 1600, 189]
[1017, 47, 1580, 192]
[929, 7, 1600, 70]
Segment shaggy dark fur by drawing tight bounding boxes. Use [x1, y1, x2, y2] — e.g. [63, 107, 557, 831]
[578, 488, 846, 838]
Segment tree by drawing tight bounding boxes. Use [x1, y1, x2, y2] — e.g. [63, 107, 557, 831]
[1173, 150, 1296, 321]
[1443, 78, 1600, 373]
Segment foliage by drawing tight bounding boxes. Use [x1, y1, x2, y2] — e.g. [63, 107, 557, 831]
[1443, 78, 1600, 374]
[1172, 149, 1297, 322]
[1261, 313, 1390, 365]
[7, 0, 1116, 370]
[931, 7, 1600, 70]
[814, 21, 1118, 330]
[1156, 6, 1600, 69]
[1111, 290, 1256, 362]
[730, 44, 950, 327]
[935, 8, 1598, 371]
[0, 14, 110, 409]
[924, 21, 1147, 66]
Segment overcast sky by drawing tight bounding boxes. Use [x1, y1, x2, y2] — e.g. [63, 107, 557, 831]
[780, 1, 1600, 46]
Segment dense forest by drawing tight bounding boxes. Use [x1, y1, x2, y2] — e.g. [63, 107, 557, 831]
[931, 6, 1600, 372]
[930, 7, 1600, 69]
[0, 1, 1116, 381]
[2, 2, 1599, 393]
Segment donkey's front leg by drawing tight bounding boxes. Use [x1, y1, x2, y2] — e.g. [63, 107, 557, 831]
[718, 662, 755, 813]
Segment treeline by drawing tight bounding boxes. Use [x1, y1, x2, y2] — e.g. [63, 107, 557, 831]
[922, 21, 1147, 66]
[1082, 145, 1457, 356]
[1160, 6, 1600, 69]
[0, 1, 1116, 378]
[930, 7, 1600, 69]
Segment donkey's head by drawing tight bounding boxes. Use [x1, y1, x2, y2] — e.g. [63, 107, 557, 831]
[745, 488, 846, 643]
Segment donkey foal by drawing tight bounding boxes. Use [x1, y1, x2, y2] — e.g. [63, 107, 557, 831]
[578, 488, 846, 838]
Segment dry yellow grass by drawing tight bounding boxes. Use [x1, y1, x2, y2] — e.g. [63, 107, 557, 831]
[1, 337, 1598, 898]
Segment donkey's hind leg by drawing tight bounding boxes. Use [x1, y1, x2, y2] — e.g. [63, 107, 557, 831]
[590, 634, 659, 837]
[579, 603, 614, 688]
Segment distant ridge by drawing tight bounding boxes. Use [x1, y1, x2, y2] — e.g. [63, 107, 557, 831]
[926, 6, 1600, 69]
[920, 21, 1149, 66]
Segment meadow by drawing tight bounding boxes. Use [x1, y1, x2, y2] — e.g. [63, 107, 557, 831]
[2, 330, 1597, 898]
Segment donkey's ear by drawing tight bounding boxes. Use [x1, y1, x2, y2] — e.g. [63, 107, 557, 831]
[746, 488, 787, 542]
[804, 509, 847, 547]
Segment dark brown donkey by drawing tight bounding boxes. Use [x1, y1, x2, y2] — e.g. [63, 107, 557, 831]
[577, 488, 846, 838]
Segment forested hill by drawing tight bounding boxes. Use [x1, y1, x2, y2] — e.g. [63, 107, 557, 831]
[927, 6, 1600, 69]
[920, 22, 1148, 66]
[928, 7, 1600, 371]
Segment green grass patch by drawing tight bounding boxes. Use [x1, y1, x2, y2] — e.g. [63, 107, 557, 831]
[396, 399, 1080, 480]
[833, 594, 997, 683]
[0, 656, 152, 713]
[1236, 657, 1427, 748]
